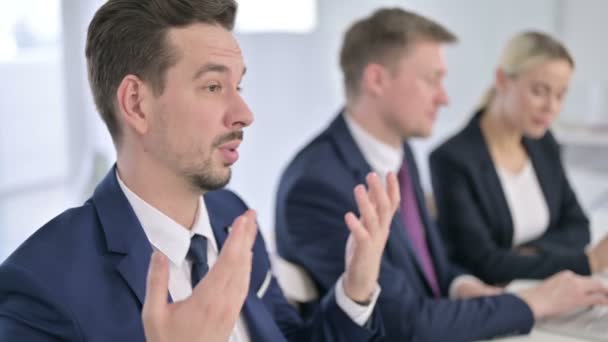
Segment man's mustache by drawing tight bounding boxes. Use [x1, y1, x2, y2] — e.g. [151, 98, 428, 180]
[213, 131, 243, 147]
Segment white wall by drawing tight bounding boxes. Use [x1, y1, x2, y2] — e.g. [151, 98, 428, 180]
[0, 0, 103, 260]
[0, 60, 68, 191]
[559, 0, 608, 127]
[550, 0, 608, 214]
[561, 0, 608, 84]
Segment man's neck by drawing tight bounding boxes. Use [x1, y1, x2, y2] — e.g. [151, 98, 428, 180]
[345, 101, 403, 149]
[117, 154, 201, 230]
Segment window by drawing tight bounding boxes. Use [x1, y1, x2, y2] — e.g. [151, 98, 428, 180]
[0, 0, 66, 260]
[0, 0, 61, 62]
[236, 0, 317, 34]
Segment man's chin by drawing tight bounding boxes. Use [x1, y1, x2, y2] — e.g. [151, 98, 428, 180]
[409, 127, 434, 139]
[189, 170, 232, 192]
[420, 130, 434, 138]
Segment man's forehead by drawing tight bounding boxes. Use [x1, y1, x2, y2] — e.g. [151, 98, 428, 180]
[198, 45, 245, 74]
[168, 23, 244, 71]
[168, 23, 242, 57]
[403, 41, 447, 71]
[206, 45, 243, 59]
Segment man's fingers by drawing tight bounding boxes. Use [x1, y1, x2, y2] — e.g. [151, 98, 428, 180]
[223, 213, 249, 254]
[386, 172, 400, 212]
[573, 276, 608, 295]
[143, 251, 169, 322]
[364, 174, 377, 206]
[366, 173, 389, 218]
[209, 212, 256, 316]
[235, 210, 258, 249]
[219, 210, 258, 262]
[192, 211, 257, 303]
[208, 210, 257, 275]
[353, 184, 377, 231]
[344, 211, 370, 243]
[241, 210, 258, 251]
[580, 290, 608, 307]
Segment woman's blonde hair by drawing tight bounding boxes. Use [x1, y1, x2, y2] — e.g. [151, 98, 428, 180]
[478, 31, 574, 109]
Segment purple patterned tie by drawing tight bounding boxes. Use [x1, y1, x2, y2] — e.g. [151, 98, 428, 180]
[399, 160, 441, 297]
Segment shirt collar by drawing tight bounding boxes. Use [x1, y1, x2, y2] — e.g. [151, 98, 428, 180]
[344, 113, 404, 178]
[115, 171, 217, 267]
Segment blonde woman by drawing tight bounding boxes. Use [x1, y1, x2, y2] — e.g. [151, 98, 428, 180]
[430, 31, 608, 284]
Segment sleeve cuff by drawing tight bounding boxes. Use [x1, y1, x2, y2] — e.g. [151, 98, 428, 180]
[334, 274, 381, 326]
[449, 274, 480, 299]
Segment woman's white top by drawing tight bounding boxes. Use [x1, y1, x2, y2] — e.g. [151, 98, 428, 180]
[496, 160, 550, 246]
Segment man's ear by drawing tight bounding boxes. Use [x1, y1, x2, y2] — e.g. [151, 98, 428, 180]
[115, 75, 153, 136]
[361, 63, 390, 98]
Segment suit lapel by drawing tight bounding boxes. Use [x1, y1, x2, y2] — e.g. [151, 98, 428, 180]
[204, 191, 269, 291]
[242, 294, 286, 342]
[115, 243, 154, 305]
[204, 190, 271, 293]
[480, 157, 515, 245]
[92, 167, 154, 305]
[327, 111, 372, 183]
[204, 193, 231, 250]
[467, 113, 516, 245]
[204, 191, 285, 342]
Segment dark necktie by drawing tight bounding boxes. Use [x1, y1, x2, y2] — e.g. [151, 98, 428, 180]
[188, 234, 209, 288]
[399, 160, 441, 297]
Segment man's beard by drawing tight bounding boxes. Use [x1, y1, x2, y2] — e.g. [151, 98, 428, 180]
[188, 165, 232, 192]
[186, 130, 243, 192]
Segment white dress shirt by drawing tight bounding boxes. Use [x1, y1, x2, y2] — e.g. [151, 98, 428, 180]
[116, 172, 379, 341]
[344, 113, 480, 298]
[496, 160, 550, 246]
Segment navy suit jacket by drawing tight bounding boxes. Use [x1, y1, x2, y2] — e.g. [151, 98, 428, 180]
[276, 113, 534, 342]
[0, 167, 383, 341]
[430, 111, 591, 284]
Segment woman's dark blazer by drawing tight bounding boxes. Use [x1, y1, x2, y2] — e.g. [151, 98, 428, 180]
[429, 110, 591, 284]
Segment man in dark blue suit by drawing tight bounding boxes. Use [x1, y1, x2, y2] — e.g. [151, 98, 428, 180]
[0, 1, 403, 341]
[276, 8, 608, 342]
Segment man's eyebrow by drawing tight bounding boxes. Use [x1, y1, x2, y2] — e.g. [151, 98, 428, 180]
[192, 63, 229, 80]
[192, 63, 247, 80]
[531, 81, 551, 89]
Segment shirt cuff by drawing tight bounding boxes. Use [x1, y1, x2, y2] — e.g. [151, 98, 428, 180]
[334, 274, 381, 326]
[449, 274, 481, 299]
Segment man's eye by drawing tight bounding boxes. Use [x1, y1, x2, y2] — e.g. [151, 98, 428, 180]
[207, 84, 222, 92]
[531, 85, 548, 96]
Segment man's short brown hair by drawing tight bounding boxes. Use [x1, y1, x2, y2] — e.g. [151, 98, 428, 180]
[340, 8, 457, 99]
[85, 0, 237, 145]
